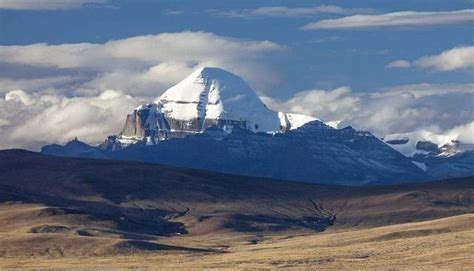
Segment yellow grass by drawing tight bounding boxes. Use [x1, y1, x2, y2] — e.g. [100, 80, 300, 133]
[1, 213, 473, 270]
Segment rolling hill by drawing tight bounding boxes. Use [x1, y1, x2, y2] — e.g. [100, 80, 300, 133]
[0, 149, 473, 268]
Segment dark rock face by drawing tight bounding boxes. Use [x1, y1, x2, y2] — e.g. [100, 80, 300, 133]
[115, 103, 253, 145]
[99, 136, 123, 151]
[42, 121, 428, 186]
[120, 104, 168, 141]
[163, 117, 248, 138]
[416, 140, 441, 154]
[121, 109, 146, 138]
[385, 138, 409, 145]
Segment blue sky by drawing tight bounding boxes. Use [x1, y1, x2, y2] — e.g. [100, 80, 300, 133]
[1, 0, 473, 95]
[0, 0, 473, 149]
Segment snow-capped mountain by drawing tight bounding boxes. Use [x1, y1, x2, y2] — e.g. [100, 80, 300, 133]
[40, 67, 471, 184]
[108, 67, 315, 149]
[383, 131, 474, 178]
[157, 67, 281, 133]
[42, 121, 427, 185]
[383, 131, 473, 157]
[41, 67, 430, 185]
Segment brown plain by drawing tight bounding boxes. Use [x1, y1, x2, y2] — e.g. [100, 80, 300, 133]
[0, 150, 473, 269]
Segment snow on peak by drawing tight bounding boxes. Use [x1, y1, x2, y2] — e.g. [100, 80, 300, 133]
[120, 67, 333, 139]
[155, 66, 281, 132]
[326, 120, 351, 130]
[383, 130, 473, 157]
[279, 112, 319, 130]
[157, 67, 245, 103]
[112, 67, 394, 151]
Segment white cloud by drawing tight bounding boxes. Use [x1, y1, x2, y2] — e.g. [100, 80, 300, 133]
[388, 46, 474, 71]
[209, 5, 374, 18]
[262, 83, 474, 138]
[0, 32, 285, 96]
[0, 33, 282, 70]
[0, 75, 84, 95]
[163, 9, 184, 16]
[414, 46, 474, 71]
[447, 121, 474, 144]
[0, 0, 105, 10]
[378, 83, 474, 98]
[0, 89, 142, 150]
[387, 60, 411, 68]
[302, 9, 474, 30]
[81, 63, 199, 97]
[262, 87, 359, 119]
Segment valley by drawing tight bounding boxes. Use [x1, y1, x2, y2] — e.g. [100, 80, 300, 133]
[0, 150, 473, 269]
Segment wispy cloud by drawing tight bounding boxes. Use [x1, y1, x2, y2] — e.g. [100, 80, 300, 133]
[209, 5, 375, 19]
[163, 9, 184, 16]
[302, 9, 474, 30]
[387, 46, 474, 71]
[0, 0, 106, 10]
[386, 60, 411, 68]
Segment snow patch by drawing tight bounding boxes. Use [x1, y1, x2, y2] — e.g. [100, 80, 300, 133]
[326, 120, 351, 129]
[412, 161, 427, 171]
[285, 113, 318, 130]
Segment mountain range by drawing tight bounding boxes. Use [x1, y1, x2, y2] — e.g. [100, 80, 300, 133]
[41, 67, 473, 185]
[383, 132, 474, 179]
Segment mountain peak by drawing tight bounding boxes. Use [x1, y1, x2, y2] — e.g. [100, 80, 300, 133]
[157, 66, 260, 104]
[114, 67, 317, 147]
[194, 66, 233, 77]
[156, 66, 281, 133]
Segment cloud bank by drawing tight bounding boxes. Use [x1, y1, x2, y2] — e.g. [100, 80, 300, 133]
[0, 32, 285, 97]
[262, 83, 474, 141]
[388, 46, 474, 71]
[0, 89, 142, 150]
[6, 82, 472, 150]
[302, 9, 474, 30]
